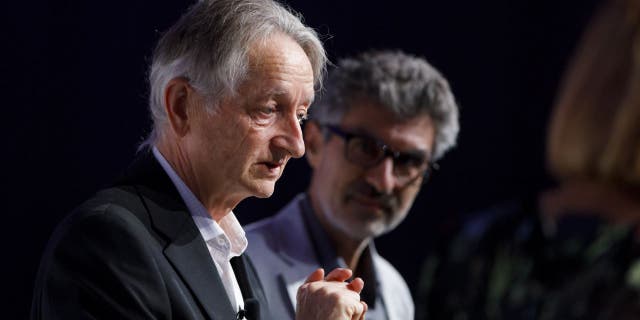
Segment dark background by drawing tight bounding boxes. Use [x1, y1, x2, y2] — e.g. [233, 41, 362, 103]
[5, 0, 601, 317]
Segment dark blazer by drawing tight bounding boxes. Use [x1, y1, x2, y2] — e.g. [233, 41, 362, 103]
[31, 150, 267, 319]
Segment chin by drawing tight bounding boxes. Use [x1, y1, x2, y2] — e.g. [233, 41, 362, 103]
[247, 181, 276, 198]
[363, 223, 389, 238]
[358, 217, 393, 237]
[334, 218, 386, 240]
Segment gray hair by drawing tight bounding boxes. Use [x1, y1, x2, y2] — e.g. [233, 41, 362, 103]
[311, 50, 459, 161]
[142, 0, 327, 147]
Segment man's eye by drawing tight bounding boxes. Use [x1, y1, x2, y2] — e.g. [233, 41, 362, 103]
[396, 154, 425, 168]
[252, 106, 278, 125]
[261, 107, 276, 115]
[358, 138, 381, 155]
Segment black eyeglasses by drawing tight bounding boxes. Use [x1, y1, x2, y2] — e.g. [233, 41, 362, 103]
[322, 124, 436, 186]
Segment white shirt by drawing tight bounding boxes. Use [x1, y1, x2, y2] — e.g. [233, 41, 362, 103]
[152, 147, 248, 315]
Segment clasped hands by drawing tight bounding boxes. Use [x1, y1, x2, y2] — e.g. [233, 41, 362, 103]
[296, 268, 367, 320]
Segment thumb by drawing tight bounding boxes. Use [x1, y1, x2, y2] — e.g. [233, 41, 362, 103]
[325, 268, 353, 282]
[346, 277, 364, 294]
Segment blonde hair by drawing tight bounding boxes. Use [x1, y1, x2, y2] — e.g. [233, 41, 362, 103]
[547, 0, 640, 188]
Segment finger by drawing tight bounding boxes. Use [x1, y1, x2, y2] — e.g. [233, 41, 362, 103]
[304, 268, 325, 283]
[298, 269, 325, 312]
[325, 268, 353, 282]
[359, 301, 368, 320]
[346, 277, 364, 294]
[350, 299, 366, 320]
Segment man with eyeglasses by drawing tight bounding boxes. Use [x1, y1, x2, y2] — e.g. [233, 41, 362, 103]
[245, 50, 460, 319]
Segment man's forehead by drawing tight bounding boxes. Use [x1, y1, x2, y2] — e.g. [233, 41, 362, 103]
[242, 35, 315, 104]
[340, 108, 435, 151]
[246, 33, 313, 73]
[252, 85, 315, 104]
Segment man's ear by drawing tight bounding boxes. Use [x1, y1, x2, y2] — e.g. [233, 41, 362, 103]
[304, 121, 324, 169]
[164, 77, 192, 137]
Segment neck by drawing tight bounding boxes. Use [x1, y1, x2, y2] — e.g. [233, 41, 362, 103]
[156, 137, 241, 221]
[338, 238, 370, 271]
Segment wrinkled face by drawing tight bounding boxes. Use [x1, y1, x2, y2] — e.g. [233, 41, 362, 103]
[307, 102, 435, 241]
[185, 33, 314, 201]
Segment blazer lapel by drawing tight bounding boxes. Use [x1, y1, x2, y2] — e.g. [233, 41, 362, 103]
[117, 150, 236, 319]
[281, 273, 305, 310]
[231, 255, 266, 319]
[271, 196, 323, 312]
[163, 221, 236, 319]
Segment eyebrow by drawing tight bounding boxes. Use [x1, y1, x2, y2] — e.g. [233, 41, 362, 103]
[394, 147, 431, 162]
[403, 149, 432, 162]
[264, 87, 314, 106]
[350, 127, 432, 159]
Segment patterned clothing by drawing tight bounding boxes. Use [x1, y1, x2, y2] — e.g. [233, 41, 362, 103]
[417, 198, 640, 320]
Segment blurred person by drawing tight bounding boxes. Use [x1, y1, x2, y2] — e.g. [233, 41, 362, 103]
[417, 0, 640, 319]
[246, 50, 460, 319]
[30, 1, 368, 319]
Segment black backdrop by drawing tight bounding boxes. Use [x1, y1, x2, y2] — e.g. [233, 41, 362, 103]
[5, 0, 600, 317]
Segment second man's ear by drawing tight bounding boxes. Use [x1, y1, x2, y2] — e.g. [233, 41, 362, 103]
[303, 121, 324, 169]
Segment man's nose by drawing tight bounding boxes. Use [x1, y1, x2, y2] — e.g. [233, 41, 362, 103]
[364, 157, 396, 194]
[272, 114, 305, 158]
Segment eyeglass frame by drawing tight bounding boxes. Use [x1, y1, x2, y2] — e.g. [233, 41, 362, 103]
[319, 123, 438, 186]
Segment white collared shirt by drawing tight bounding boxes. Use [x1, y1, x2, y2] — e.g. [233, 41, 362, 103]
[152, 147, 247, 314]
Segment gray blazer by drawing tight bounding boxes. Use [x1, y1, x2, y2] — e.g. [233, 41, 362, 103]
[245, 194, 414, 320]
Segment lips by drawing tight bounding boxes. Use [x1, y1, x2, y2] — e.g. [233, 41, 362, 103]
[256, 158, 286, 177]
[260, 159, 285, 169]
[345, 180, 397, 213]
[262, 162, 277, 170]
[351, 194, 388, 210]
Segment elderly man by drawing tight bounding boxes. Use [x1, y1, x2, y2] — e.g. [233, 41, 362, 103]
[246, 50, 460, 319]
[30, 0, 366, 319]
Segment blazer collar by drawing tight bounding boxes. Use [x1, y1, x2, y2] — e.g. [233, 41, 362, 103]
[114, 149, 237, 319]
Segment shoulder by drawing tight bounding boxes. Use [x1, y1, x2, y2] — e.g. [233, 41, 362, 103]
[41, 186, 161, 270]
[31, 187, 172, 319]
[244, 194, 319, 281]
[245, 211, 282, 255]
[245, 194, 307, 253]
[61, 186, 151, 237]
[442, 198, 541, 260]
[373, 254, 411, 296]
[35, 184, 170, 283]
[372, 253, 414, 319]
